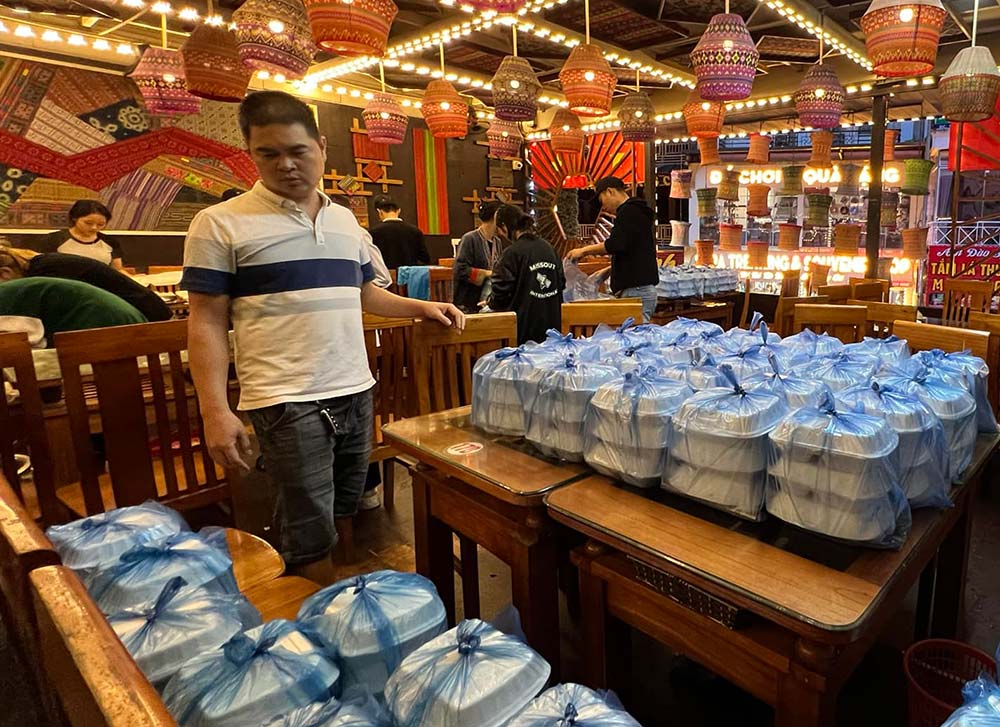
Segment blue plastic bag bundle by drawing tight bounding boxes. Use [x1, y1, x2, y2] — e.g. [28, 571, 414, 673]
[471, 346, 561, 437]
[662, 316, 724, 339]
[622, 323, 672, 348]
[46, 500, 188, 574]
[742, 354, 830, 411]
[720, 312, 783, 350]
[526, 329, 601, 361]
[792, 351, 875, 392]
[942, 673, 1000, 727]
[584, 369, 693, 488]
[767, 393, 911, 548]
[656, 332, 702, 365]
[660, 353, 731, 391]
[526, 356, 620, 461]
[384, 618, 550, 727]
[836, 382, 952, 508]
[717, 324, 793, 382]
[781, 327, 845, 358]
[108, 576, 262, 689]
[508, 683, 642, 727]
[843, 335, 910, 366]
[563, 260, 604, 302]
[262, 695, 395, 727]
[875, 360, 977, 480]
[914, 348, 999, 433]
[88, 531, 238, 614]
[296, 570, 447, 698]
[163, 619, 341, 727]
[590, 319, 640, 356]
[604, 342, 671, 375]
[664, 365, 788, 520]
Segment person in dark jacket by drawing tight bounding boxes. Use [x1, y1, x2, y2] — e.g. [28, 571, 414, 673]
[369, 195, 430, 270]
[453, 200, 504, 313]
[489, 205, 564, 345]
[0, 247, 172, 322]
[567, 176, 659, 322]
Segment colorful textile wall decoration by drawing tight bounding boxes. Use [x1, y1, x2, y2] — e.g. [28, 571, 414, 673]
[412, 127, 449, 234]
[527, 131, 645, 190]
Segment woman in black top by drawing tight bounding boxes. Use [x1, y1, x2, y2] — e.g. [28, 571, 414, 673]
[44, 200, 125, 270]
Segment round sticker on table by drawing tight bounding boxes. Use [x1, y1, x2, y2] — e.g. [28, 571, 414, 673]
[445, 442, 484, 456]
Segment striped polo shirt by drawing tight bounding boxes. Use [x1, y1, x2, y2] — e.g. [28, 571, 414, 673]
[181, 182, 375, 410]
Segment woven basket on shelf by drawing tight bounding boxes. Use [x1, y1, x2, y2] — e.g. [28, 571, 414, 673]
[747, 240, 770, 268]
[696, 187, 718, 217]
[778, 223, 802, 251]
[719, 222, 743, 251]
[833, 223, 862, 255]
[695, 239, 716, 266]
[670, 169, 692, 199]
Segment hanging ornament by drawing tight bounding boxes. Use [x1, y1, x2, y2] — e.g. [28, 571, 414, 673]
[181, 23, 252, 102]
[690, 12, 759, 101]
[487, 118, 523, 159]
[902, 159, 934, 195]
[233, 0, 315, 79]
[746, 184, 771, 217]
[670, 220, 691, 246]
[940, 47, 1000, 122]
[807, 130, 834, 169]
[861, 0, 946, 78]
[747, 240, 769, 268]
[717, 169, 740, 201]
[780, 165, 805, 196]
[422, 80, 467, 139]
[697, 136, 721, 164]
[696, 187, 717, 217]
[550, 108, 584, 155]
[459, 0, 527, 11]
[838, 164, 862, 196]
[794, 65, 845, 129]
[683, 90, 725, 139]
[778, 223, 802, 250]
[492, 57, 541, 121]
[618, 90, 655, 142]
[696, 239, 716, 266]
[363, 93, 407, 145]
[902, 227, 929, 258]
[719, 223, 743, 251]
[303, 0, 397, 57]
[129, 46, 201, 118]
[560, 44, 616, 117]
[745, 132, 769, 164]
[833, 223, 862, 255]
[670, 170, 692, 199]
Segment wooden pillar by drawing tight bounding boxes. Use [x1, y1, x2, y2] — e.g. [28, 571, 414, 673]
[865, 94, 888, 278]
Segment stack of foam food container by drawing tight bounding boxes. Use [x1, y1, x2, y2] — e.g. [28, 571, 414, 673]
[605, 343, 672, 375]
[836, 382, 952, 509]
[792, 351, 876, 393]
[716, 325, 793, 381]
[508, 683, 642, 727]
[296, 571, 447, 699]
[660, 353, 732, 391]
[591, 319, 640, 356]
[471, 346, 560, 437]
[844, 335, 910, 367]
[526, 356, 620, 461]
[526, 329, 601, 360]
[657, 266, 738, 299]
[914, 348, 999, 434]
[263, 696, 395, 727]
[767, 394, 911, 547]
[664, 365, 789, 520]
[743, 356, 830, 411]
[781, 328, 844, 358]
[657, 333, 702, 365]
[384, 619, 551, 727]
[584, 370, 693, 487]
[662, 317, 724, 339]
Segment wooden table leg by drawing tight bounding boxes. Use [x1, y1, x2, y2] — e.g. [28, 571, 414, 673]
[510, 517, 560, 677]
[914, 555, 937, 642]
[459, 535, 481, 620]
[930, 507, 973, 639]
[577, 542, 610, 689]
[412, 470, 456, 626]
[776, 639, 838, 727]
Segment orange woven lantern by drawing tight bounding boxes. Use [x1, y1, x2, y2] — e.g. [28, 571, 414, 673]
[559, 44, 616, 117]
[181, 24, 252, 102]
[719, 223, 743, 251]
[683, 90, 725, 139]
[362, 92, 407, 145]
[807, 130, 834, 169]
[487, 118, 523, 158]
[745, 132, 769, 164]
[746, 183, 771, 217]
[421, 80, 467, 139]
[303, 0, 397, 56]
[698, 137, 720, 165]
[550, 109, 584, 155]
[902, 227, 929, 258]
[778, 223, 802, 250]
[129, 46, 201, 117]
[695, 239, 716, 266]
[883, 128, 898, 161]
[861, 0, 946, 78]
[747, 240, 769, 267]
[233, 0, 316, 80]
[833, 223, 862, 255]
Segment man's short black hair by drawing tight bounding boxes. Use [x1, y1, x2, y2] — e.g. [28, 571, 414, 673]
[68, 199, 111, 223]
[238, 91, 321, 143]
[221, 188, 244, 201]
[373, 194, 400, 212]
[593, 176, 627, 196]
[478, 200, 502, 223]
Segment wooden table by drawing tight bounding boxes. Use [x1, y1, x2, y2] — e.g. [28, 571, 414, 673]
[545, 435, 999, 727]
[382, 406, 586, 673]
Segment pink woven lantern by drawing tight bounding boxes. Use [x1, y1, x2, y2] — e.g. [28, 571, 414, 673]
[233, 0, 315, 79]
[559, 44, 616, 117]
[421, 80, 467, 139]
[181, 24, 252, 103]
[487, 119, 523, 159]
[618, 90, 656, 142]
[362, 92, 407, 144]
[491, 55, 541, 121]
[683, 90, 725, 139]
[303, 0, 397, 57]
[690, 13, 759, 101]
[550, 108, 584, 155]
[129, 46, 201, 117]
[861, 0, 946, 78]
[794, 64, 845, 129]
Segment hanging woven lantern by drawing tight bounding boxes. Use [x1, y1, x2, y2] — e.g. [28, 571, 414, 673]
[487, 118, 523, 159]
[550, 108, 584, 155]
[902, 227, 929, 258]
[794, 65, 845, 129]
[559, 44, 616, 117]
[491, 56, 541, 122]
[670, 220, 691, 246]
[459, 0, 528, 11]
[778, 223, 802, 250]
[696, 239, 716, 266]
[746, 183, 771, 217]
[362, 92, 408, 145]
[181, 24, 252, 103]
[883, 128, 898, 161]
[745, 132, 769, 164]
[838, 164, 862, 196]
[807, 130, 834, 169]
[670, 169, 692, 199]
[902, 159, 934, 195]
[233, 0, 315, 80]
[806, 193, 833, 226]
[833, 223, 862, 255]
[861, 0, 946, 78]
[696, 188, 718, 217]
[690, 13, 759, 101]
[780, 165, 805, 196]
[697, 137, 720, 165]
[719, 222, 743, 251]
[421, 80, 467, 139]
[618, 90, 656, 142]
[881, 191, 900, 227]
[683, 90, 725, 139]
[303, 0, 397, 56]
[747, 240, 769, 268]
[940, 46, 1000, 123]
[129, 46, 201, 117]
[718, 170, 740, 201]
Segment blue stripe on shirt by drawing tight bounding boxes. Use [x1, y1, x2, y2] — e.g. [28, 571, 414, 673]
[181, 267, 235, 295]
[361, 261, 374, 283]
[231, 258, 364, 298]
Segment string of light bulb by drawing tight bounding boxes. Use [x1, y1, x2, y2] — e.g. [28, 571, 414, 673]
[0, 16, 137, 55]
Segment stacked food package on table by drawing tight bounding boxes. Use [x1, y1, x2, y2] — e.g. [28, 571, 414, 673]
[656, 265, 739, 299]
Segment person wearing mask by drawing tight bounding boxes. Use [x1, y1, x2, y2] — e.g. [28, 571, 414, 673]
[182, 91, 464, 578]
[369, 195, 430, 270]
[453, 200, 504, 313]
[489, 206, 564, 345]
[0, 247, 171, 322]
[44, 200, 125, 270]
[566, 176, 659, 322]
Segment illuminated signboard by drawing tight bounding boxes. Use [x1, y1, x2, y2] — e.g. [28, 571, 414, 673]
[707, 164, 902, 187]
[712, 249, 913, 283]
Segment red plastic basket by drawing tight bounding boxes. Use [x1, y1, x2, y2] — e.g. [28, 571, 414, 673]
[904, 639, 998, 727]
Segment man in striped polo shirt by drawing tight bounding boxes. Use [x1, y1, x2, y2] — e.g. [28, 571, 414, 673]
[182, 91, 464, 578]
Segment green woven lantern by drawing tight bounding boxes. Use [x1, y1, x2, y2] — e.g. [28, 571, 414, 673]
[901, 159, 934, 196]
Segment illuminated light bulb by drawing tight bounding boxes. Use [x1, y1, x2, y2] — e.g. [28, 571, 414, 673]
[151, 1, 171, 13]
[322, 84, 333, 92]
[178, 7, 198, 20]
[471, 79, 483, 87]
[268, 19, 285, 33]
[501, 131, 509, 137]
[899, 6, 914, 22]
[336, 86, 347, 94]
[583, 71, 595, 82]
[41, 29, 61, 41]
[402, 62, 415, 71]
[67, 33, 85, 45]
[509, 79, 520, 90]
[123, 0, 146, 6]
[92, 38, 110, 50]
[273, 73, 286, 83]
[562, 124, 570, 131]
[814, 87, 826, 98]
[723, 39, 733, 50]
[14, 24, 35, 37]
[440, 101, 450, 110]
[701, 102, 711, 111]
[117, 43, 134, 54]
[402, 99, 412, 107]
[349, 88, 361, 97]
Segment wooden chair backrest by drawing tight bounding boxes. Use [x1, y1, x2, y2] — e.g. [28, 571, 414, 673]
[793, 304, 868, 343]
[561, 301, 642, 338]
[892, 320, 990, 360]
[847, 300, 917, 338]
[54, 320, 229, 516]
[816, 284, 851, 304]
[363, 314, 415, 445]
[942, 279, 994, 325]
[146, 266, 183, 275]
[773, 296, 829, 337]
[437, 258, 455, 268]
[31, 565, 178, 727]
[780, 271, 801, 298]
[0, 332, 60, 524]
[968, 311, 1000, 416]
[412, 312, 518, 414]
[808, 262, 831, 293]
[429, 267, 454, 303]
[850, 279, 888, 302]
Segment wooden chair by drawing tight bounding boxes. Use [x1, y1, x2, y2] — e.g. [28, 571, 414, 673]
[780, 270, 801, 298]
[0, 332, 60, 524]
[793, 304, 868, 343]
[968, 311, 1000, 416]
[30, 565, 179, 727]
[942, 279, 994, 325]
[773, 296, 829, 337]
[849, 278, 889, 302]
[847, 299, 917, 338]
[816, 284, 852, 304]
[561, 300, 642, 338]
[437, 258, 455, 268]
[429, 267, 454, 303]
[807, 262, 830, 294]
[892, 320, 990, 360]
[53, 320, 232, 518]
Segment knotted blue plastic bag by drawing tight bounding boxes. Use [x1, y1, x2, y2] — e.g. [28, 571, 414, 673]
[742, 353, 830, 411]
[662, 316, 724, 338]
[591, 318, 638, 355]
[658, 332, 702, 365]
[471, 346, 562, 436]
[660, 353, 731, 391]
[297, 570, 447, 698]
[605, 342, 672, 374]
[914, 348, 999, 434]
[782, 327, 845, 358]
[46, 500, 188, 573]
[108, 576, 261, 688]
[162, 619, 341, 727]
[722, 312, 783, 349]
[384, 618, 550, 727]
[88, 531, 238, 614]
[793, 351, 876, 392]
[527, 329, 601, 361]
[941, 645, 1000, 727]
[508, 683, 642, 727]
[844, 335, 910, 366]
[262, 695, 395, 727]
[718, 322, 792, 380]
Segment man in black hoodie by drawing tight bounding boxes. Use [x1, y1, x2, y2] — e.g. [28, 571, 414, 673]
[567, 176, 659, 322]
